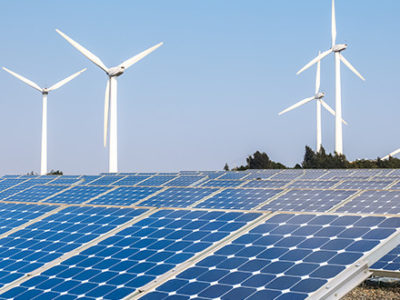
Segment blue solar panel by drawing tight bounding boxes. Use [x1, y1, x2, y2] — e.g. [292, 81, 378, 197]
[1, 209, 260, 299]
[0, 206, 147, 289]
[89, 175, 126, 186]
[286, 180, 339, 189]
[260, 190, 355, 212]
[80, 175, 104, 185]
[391, 182, 400, 190]
[44, 186, 113, 204]
[335, 180, 393, 190]
[139, 187, 218, 208]
[112, 175, 150, 186]
[141, 213, 400, 300]
[195, 188, 283, 210]
[201, 180, 244, 188]
[5, 185, 67, 203]
[218, 172, 250, 180]
[0, 179, 29, 192]
[201, 171, 225, 179]
[270, 172, 304, 181]
[300, 170, 327, 179]
[164, 176, 206, 187]
[371, 245, 400, 271]
[89, 186, 162, 206]
[49, 177, 82, 185]
[334, 190, 400, 214]
[244, 170, 282, 180]
[243, 180, 290, 189]
[137, 176, 177, 186]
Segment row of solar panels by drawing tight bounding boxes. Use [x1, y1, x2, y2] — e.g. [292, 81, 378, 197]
[0, 203, 397, 299]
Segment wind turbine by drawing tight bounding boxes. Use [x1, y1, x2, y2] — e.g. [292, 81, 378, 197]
[382, 149, 400, 160]
[56, 29, 163, 173]
[279, 53, 347, 152]
[3, 67, 86, 175]
[297, 0, 365, 155]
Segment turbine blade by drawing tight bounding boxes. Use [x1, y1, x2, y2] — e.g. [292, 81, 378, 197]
[56, 29, 108, 72]
[340, 54, 365, 81]
[297, 49, 332, 75]
[383, 148, 400, 160]
[320, 99, 348, 125]
[119, 42, 163, 70]
[104, 78, 110, 147]
[315, 51, 321, 94]
[3, 67, 42, 92]
[48, 68, 87, 91]
[279, 96, 315, 115]
[332, 0, 337, 46]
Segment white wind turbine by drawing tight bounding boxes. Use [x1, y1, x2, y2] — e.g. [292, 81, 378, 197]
[279, 53, 347, 152]
[56, 29, 163, 173]
[297, 0, 365, 155]
[3, 67, 86, 175]
[382, 149, 400, 160]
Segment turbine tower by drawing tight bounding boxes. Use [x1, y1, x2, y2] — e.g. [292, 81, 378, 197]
[279, 53, 347, 152]
[382, 149, 400, 160]
[3, 67, 86, 175]
[297, 0, 365, 154]
[56, 29, 163, 173]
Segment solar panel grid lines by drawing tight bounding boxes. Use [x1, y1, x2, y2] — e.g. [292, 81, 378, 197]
[1, 209, 263, 299]
[253, 189, 292, 210]
[243, 180, 291, 189]
[43, 185, 116, 205]
[132, 187, 170, 206]
[327, 190, 365, 213]
[2, 185, 71, 203]
[88, 175, 128, 186]
[0, 207, 154, 297]
[286, 180, 340, 190]
[137, 175, 180, 187]
[81, 175, 105, 185]
[140, 211, 400, 300]
[163, 176, 208, 188]
[388, 179, 400, 190]
[188, 188, 225, 209]
[200, 179, 247, 188]
[111, 175, 151, 187]
[335, 180, 395, 191]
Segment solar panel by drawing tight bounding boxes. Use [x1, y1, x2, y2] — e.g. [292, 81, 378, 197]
[260, 190, 355, 212]
[0, 179, 29, 192]
[390, 181, 400, 190]
[48, 177, 82, 185]
[111, 175, 150, 186]
[4, 185, 67, 203]
[80, 175, 104, 185]
[218, 172, 250, 180]
[137, 176, 177, 187]
[89, 186, 162, 206]
[270, 172, 304, 181]
[89, 175, 126, 186]
[0, 206, 147, 289]
[139, 187, 218, 208]
[335, 180, 393, 190]
[245, 171, 280, 180]
[44, 186, 113, 204]
[371, 245, 400, 272]
[334, 190, 400, 214]
[243, 180, 290, 189]
[141, 213, 400, 300]
[300, 170, 327, 180]
[201, 180, 244, 188]
[200, 171, 225, 179]
[164, 175, 206, 187]
[195, 188, 283, 210]
[1, 209, 260, 299]
[285, 180, 339, 189]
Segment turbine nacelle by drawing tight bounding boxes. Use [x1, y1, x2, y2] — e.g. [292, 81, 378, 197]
[107, 66, 125, 77]
[315, 92, 325, 99]
[332, 44, 347, 52]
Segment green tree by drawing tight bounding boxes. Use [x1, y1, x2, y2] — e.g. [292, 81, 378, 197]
[223, 163, 229, 171]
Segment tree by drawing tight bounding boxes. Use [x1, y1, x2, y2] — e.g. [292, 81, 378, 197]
[223, 163, 229, 171]
[47, 170, 63, 175]
[232, 151, 286, 170]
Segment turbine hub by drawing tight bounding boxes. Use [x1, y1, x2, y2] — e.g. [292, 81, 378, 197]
[332, 44, 347, 52]
[107, 66, 125, 77]
[316, 92, 325, 99]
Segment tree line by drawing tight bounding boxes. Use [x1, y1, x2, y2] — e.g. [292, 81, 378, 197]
[225, 147, 400, 170]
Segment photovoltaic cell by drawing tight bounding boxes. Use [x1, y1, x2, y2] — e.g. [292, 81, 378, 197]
[1, 209, 260, 299]
[0, 206, 147, 289]
[142, 213, 400, 300]
[5, 185, 67, 203]
[89, 186, 162, 206]
[201, 180, 244, 188]
[218, 173, 250, 180]
[285, 180, 339, 189]
[334, 191, 400, 215]
[164, 176, 206, 187]
[260, 190, 355, 212]
[44, 186, 113, 204]
[111, 175, 150, 186]
[371, 245, 400, 271]
[137, 176, 177, 187]
[195, 188, 283, 210]
[89, 175, 126, 186]
[243, 180, 290, 189]
[139, 187, 218, 208]
[335, 180, 393, 190]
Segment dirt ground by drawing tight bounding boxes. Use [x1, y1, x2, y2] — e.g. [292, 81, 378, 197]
[343, 285, 400, 300]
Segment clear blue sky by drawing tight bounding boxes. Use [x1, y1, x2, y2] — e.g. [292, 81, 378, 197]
[0, 0, 398, 174]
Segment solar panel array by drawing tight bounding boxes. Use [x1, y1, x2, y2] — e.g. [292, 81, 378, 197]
[0, 169, 398, 299]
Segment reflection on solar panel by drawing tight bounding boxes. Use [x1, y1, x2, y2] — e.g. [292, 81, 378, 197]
[334, 191, 400, 214]
[218, 172, 249, 180]
[195, 188, 283, 210]
[4, 185, 67, 203]
[164, 176, 206, 187]
[0, 206, 147, 289]
[335, 180, 393, 190]
[140, 188, 218, 208]
[89, 175, 125, 186]
[286, 180, 339, 189]
[111, 175, 150, 186]
[201, 180, 244, 188]
[44, 186, 113, 204]
[142, 213, 400, 300]
[0, 203, 56, 235]
[371, 245, 400, 271]
[137, 176, 177, 186]
[1, 209, 260, 299]
[89, 186, 162, 206]
[260, 190, 355, 212]
[243, 180, 290, 189]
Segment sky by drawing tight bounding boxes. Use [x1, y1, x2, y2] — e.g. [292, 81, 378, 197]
[0, 0, 399, 174]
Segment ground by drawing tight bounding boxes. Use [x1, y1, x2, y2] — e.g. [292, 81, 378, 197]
[344, 282, 400, 300]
